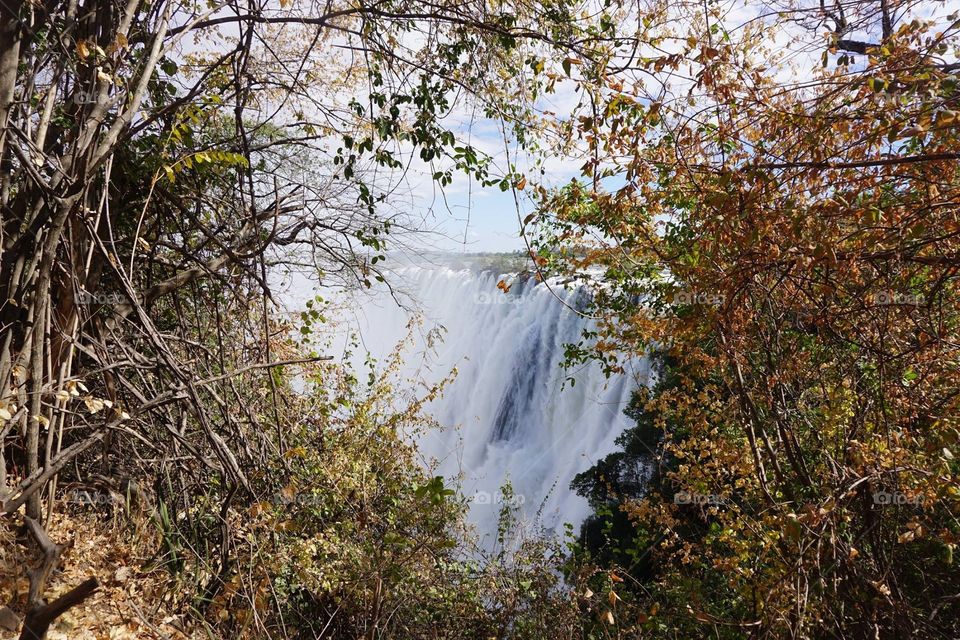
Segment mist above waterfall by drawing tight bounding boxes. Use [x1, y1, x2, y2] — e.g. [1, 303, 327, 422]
[308, 259, 651, 546]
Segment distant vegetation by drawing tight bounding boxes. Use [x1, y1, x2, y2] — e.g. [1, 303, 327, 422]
[418, 251, 531, 275]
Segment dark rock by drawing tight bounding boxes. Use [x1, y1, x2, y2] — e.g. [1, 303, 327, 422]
[0, 605, 20, 632]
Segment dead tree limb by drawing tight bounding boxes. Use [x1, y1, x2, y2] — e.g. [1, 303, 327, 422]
[17, 517, 99, 640]
[19, 578, 99, 640]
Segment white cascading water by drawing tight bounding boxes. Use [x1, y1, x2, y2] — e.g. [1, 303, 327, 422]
[323, 265, 651, 546]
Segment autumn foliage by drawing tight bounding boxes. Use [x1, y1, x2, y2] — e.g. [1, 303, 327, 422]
[2, 0, 959, 637]
[538, 2, 960, 637]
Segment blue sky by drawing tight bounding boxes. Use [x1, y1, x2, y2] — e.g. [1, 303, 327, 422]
[412, 180, 535, 253]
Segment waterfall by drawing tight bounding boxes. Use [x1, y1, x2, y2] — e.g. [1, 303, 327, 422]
[322, 265, 651, 545]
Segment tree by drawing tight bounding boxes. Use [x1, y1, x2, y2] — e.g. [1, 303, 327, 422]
[0, 0, 608, 634]
[538, 0, 960, 636]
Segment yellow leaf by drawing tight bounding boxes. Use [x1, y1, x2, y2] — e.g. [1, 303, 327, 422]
[280, 484, 298, 503]
[602, 609, 614, 624]
[77, 40, 90, 61]
[107, 33, 129, 56]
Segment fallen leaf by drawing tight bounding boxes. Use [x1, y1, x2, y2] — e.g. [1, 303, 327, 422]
[83, 396, 105, 414]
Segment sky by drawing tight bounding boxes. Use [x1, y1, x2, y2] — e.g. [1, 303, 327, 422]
[410, 183, 532, 253]
[414, 0, 960, 255]
[387, 0, 838, 255]
[391, 85, 587, 254]
[174, 0, 959, 256]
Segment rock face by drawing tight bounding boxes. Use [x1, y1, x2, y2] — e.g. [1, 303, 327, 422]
[0, 605, 19, 631]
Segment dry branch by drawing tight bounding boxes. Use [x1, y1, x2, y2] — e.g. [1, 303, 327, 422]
[17, 517, 98, 640]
